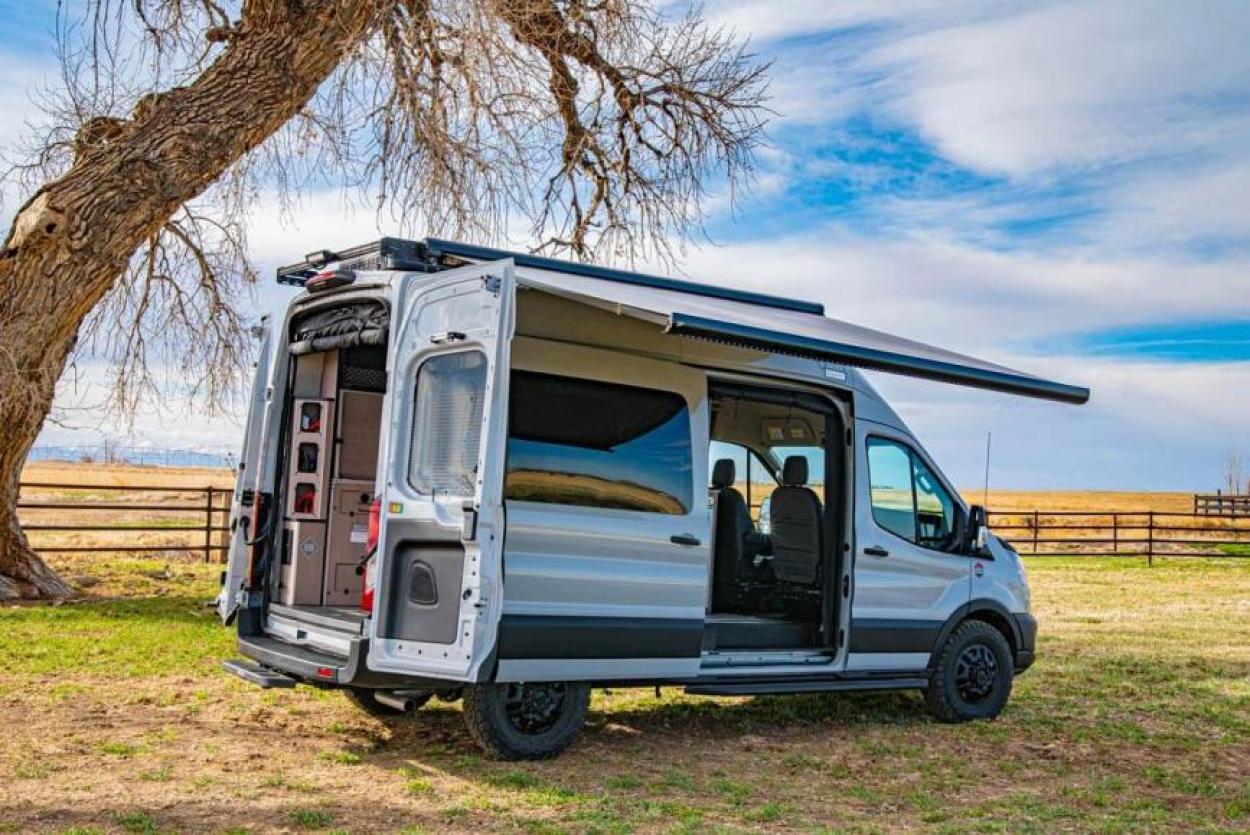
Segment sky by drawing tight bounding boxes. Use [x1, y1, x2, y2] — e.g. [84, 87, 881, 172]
[3, 0, 1249, 491]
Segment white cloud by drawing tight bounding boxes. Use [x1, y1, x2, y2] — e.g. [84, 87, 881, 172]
[828, 0, 1250, 177]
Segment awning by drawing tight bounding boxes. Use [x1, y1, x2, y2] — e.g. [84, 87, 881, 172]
[513, 266, 1089, 405]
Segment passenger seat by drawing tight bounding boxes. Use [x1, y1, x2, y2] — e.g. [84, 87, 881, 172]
[768, 456, 823, 586]
[711, 458, 755, 611]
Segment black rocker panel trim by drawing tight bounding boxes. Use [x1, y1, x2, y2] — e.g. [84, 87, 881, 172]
[497, 615, 704, 660]
[848, 618, 944, 654]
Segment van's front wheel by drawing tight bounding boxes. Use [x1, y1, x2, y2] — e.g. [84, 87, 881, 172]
[924, 620, 1013, 722]
[462, 682, 590, 760]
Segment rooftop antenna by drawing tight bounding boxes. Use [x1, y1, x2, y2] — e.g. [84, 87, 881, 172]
[982, 431, 993, 508]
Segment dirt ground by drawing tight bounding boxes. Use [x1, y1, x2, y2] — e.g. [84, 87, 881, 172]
[1, 554, 1248, 834]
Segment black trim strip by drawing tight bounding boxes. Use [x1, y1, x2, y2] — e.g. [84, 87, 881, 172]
[668, 314, 1090, 405]
[498, 615, 704, 660]
[849, 618, 943, 654]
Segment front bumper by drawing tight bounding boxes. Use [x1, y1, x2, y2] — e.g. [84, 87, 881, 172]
[1011, 612, 1038, 673]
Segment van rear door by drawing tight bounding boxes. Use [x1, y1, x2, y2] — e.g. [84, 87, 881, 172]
[367, 260, 515, 682]
[218, 318, 275, 622]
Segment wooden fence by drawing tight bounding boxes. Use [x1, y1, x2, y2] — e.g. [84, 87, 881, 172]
[14, 480, 1250, 566]
[17, 481, 231, 563]
[1193, 493, 1250, 518]
[986, 510, 1250, 563]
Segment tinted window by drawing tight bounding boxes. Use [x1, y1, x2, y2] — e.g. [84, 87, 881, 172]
[867, 438, 917, 541]
[868, 437, 960, 551]
[913, 455, 956, 549]
[408, 351, 487, 495]
[506, 372, 693, 514]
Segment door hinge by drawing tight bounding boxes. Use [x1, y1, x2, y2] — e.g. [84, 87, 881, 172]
[482, 275, 501, 294]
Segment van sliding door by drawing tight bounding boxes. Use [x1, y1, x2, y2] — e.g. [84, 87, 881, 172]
[367, 260, 515, 682]
[494, 337, 710, 683]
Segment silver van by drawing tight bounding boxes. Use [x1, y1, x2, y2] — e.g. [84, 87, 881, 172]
[219, 237, 1088, 759]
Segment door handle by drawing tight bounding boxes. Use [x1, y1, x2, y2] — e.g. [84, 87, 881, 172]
[864, 546, 890, 558]
[670, 534, 702, 547]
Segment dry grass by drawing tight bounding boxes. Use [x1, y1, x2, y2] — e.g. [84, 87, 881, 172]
[21, 461, 234, 490]
[0, 551, 1246, 832]
[3, 466, 1246, 831]
[974, 490, 1198, 514]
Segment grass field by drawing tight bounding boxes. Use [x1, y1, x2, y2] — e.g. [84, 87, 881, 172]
[5, 465, 1248, 831]
[1, 552, 1248, 832]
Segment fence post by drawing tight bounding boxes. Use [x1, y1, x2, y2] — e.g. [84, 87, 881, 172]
[1146, 510, 1154, 566]
[1112, 513, 1118, 555]
[1033, 510, 1040, 555]
[204, 486, 214, 564]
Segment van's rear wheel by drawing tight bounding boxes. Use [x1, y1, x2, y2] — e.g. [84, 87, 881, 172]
[924, 620, 1013, 722]
[462, 682, 590, 760]
[344, 688, 431, 718]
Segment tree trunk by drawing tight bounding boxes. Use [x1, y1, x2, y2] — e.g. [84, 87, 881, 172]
[0, 1, 377, 600]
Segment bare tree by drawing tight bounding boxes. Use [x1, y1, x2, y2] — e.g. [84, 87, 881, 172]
[0, 0, 769, 599]
[1224, 449, 1245, 496]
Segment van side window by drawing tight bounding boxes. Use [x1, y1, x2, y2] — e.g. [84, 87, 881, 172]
[408, 351, 487, 495]
[867, 437, 959, 552]
[505, 371, 693, 514]
[867, 439, 916, 541]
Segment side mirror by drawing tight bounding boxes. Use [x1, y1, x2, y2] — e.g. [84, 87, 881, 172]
[966, 504, 989, 554]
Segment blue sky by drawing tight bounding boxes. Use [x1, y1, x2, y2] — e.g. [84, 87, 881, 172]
[5, 0, 1250, 491]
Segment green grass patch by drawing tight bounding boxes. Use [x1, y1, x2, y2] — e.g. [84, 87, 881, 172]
[290, 809, 334, 830]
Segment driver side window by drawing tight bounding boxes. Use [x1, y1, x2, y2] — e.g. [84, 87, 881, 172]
[867, 438, 960, 552]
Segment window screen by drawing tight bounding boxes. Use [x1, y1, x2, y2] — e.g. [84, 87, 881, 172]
[408, 351, 487, 495]
[505, 371, 693, 514]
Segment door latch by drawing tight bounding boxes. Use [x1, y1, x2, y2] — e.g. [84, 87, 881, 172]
[430, 331, 466, 344]
[461, 500, 478, 541]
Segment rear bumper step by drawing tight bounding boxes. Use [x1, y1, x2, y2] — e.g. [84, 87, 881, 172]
[685, 676, 927, 696]
[236, 633, 362, 685]
[223, 659, 297, 689]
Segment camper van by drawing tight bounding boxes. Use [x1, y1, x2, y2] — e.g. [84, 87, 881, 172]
[219, 237, 1088, 760]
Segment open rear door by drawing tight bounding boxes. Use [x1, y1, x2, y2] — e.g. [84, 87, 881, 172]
[367, 260, 515, 682]
[219, 318, 275, 622]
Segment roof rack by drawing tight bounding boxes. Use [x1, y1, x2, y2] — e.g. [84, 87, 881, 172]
[276, 236, 824, 316]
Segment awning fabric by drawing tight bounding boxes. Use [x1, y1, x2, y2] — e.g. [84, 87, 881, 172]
[513, 266, 1089, 405]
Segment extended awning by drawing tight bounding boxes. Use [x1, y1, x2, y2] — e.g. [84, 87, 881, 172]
[513, 265, 1090, 405]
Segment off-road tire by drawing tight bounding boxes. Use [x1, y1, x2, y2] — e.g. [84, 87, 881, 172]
[344, 688, 431, 718]
[462, 682, 590, 760]
[924, 620, 1014, 722]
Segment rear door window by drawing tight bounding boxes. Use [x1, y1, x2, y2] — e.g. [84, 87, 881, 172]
[408, 351, 487, 496]
[505, 371, 693, 514]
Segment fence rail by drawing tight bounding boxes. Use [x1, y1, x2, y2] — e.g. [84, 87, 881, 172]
[14, 481, 1250, 566]
[1193, 493, 1250, 518]
[16, 481, 231, 562]
[987, 509, 1250, 563]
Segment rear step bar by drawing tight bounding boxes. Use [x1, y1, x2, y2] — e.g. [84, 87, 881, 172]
[223, 659, 297, 689]
[685, 676, 927, 696]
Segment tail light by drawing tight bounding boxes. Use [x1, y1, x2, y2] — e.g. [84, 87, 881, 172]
[361, 497, 381, 613]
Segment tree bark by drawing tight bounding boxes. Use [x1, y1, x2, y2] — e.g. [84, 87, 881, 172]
[0, 1, 377, 600]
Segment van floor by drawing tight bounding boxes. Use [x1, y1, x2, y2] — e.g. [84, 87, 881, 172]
[270, 603, 368, 635]
[704, 613, 815, 650]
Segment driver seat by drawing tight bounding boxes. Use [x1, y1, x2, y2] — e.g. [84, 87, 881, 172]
[768, 455, 823, 586]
